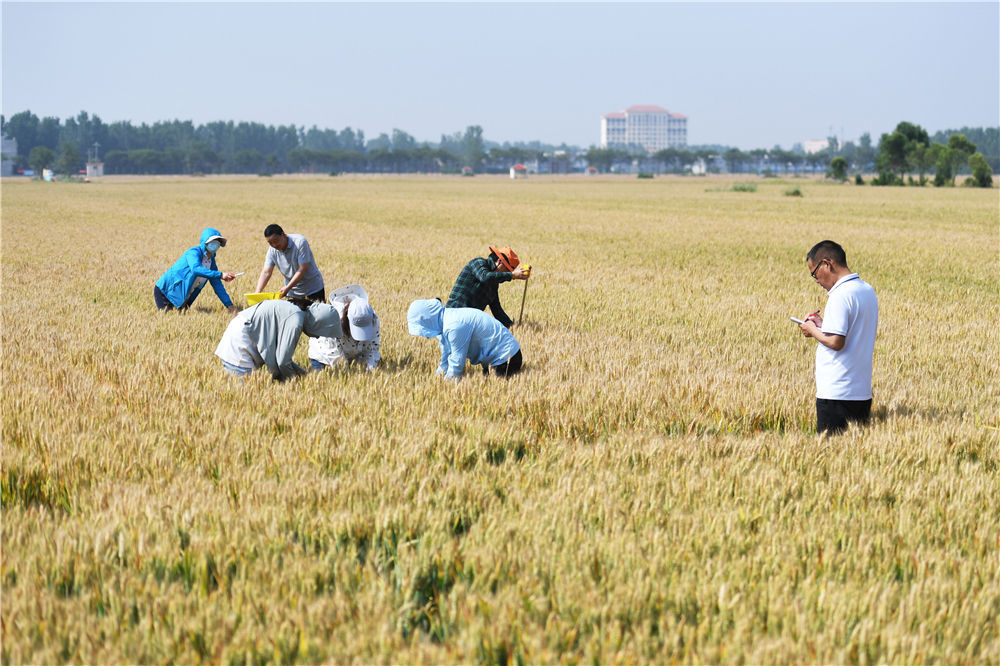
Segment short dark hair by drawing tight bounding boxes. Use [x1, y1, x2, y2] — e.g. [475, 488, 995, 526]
[807, 240, 847, 267]
[263, 224, 284, 238]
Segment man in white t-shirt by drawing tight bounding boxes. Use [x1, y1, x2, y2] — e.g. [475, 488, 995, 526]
[254, 224, 326, 303]
[797, 240, 879, 434]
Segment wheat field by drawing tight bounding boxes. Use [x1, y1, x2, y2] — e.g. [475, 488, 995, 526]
[2, 174, 998, 664]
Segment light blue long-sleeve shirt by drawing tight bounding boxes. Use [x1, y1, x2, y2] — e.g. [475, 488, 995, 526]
[407, 299, 519, 380]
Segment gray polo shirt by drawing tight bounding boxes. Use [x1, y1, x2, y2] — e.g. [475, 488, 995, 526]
[264, 233, 325, 297]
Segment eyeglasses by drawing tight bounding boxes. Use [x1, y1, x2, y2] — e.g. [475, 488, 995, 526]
[809, 260, 826, 281]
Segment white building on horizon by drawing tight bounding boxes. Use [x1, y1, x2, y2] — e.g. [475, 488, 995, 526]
[601, 105, 687, 152]
[803, 139, 833, 154]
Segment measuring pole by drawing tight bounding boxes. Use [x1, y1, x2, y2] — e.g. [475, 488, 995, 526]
[517, 278, 529, 326]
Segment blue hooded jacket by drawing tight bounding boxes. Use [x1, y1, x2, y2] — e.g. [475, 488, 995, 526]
[155, 227, 233, 308]
[407, 299, 520, 380]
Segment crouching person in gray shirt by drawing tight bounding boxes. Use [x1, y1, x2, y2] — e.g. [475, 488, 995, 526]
[215, 300, 342, 380]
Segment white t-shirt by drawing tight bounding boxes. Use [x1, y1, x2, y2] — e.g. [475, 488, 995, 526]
[264, 233, 324, 297]
[815, 273, 878, 400]
[214, 310, 264, 369]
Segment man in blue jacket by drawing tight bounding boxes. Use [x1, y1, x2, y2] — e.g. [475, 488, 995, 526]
[407, 298, 522, 381]
[154, 227, 238, 313]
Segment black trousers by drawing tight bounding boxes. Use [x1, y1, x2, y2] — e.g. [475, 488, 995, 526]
[288, 288, 326, 309]
[153, 285, 196, 311]
[482, 349, 523, 378]
[816, 397, 872, 434]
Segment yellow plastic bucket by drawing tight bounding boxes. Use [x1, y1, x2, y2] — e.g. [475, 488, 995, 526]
[245, 292, 282, 306]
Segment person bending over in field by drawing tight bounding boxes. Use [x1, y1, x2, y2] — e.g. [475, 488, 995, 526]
[308, 286, 381, 372]
[446, 245, 529, 328]
[407, 298, 522, 381]
[215, 299, 341, 381]
[154, 227, 238, 313]
[254, 224, 326, 305]
[796, 240, 879, 435]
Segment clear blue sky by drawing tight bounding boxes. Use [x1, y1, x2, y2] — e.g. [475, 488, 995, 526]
[3, 2, 998, 150]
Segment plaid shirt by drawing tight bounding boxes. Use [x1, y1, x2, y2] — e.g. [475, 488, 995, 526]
[446, 257, 513, 327]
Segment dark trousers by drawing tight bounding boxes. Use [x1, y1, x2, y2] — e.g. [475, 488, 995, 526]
[816, 398, 872, 434]
[288, 288, 326, 309]
[154, 285, 196, 311]
[482, 349, 523, 378]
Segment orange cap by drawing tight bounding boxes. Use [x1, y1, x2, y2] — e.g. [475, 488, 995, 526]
[488, 245, 519, 272]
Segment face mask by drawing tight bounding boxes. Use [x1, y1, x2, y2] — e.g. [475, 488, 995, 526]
[206, 241, 221, 253]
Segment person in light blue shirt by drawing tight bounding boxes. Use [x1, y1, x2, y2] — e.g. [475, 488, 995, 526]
[407, 298, 522, 380]
[154, 227, 238, 313]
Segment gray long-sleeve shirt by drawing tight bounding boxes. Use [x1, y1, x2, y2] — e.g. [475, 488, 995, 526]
[243, 300, 342, 381]
[244, 300, 310, 380]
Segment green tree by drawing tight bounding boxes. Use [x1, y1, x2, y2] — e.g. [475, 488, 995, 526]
[933, 134, 977, 186]
[723, 148, 746, 173]
[930, 144, 951, 186]
[856, 132, 875, 170]
[968, 152, 993, 187]
[187, 141, 220, 174]
[932, 127, 999, 171]
[103, 150, 129, 174]
[805, 150, 828, 173]
[233, 149, 263, 174]
[653, 147, 684, 172]
[873, 132, 906, 182]
[909, 143, 934, 185]
[29, 145, 55, 173]
[4, 111, 39, 153]
[896, 121, 930, 147]
[55, 142, 82, 175]
[367, 133, 391, 152]
[945, 134, 976, 184]
[827, 156, 848, 181]
[461, 125, 486, 169]
[876, 122, 930, 184]
[585, 147, 627, 173]
[695, 149, 719, 173]
[391, 129, 416, 151]
[37, 116, 61, 151]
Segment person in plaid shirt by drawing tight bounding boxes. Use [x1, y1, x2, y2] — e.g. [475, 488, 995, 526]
[445, 245, 529, 328]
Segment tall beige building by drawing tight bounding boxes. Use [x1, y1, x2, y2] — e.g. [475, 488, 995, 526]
[601, 105, 687, 152]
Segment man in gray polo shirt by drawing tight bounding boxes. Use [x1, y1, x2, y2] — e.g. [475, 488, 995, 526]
[254, 224, 326, 303]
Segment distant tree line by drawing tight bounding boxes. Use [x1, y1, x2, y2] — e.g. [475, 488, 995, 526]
[0, 111, 503, 176]
[1, 110, 995, 186]
[865, 121, 993, 187]
[595, 124, 994, 187]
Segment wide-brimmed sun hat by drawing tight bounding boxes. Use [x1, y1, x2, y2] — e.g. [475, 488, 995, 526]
[488, 245, 519, 272]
